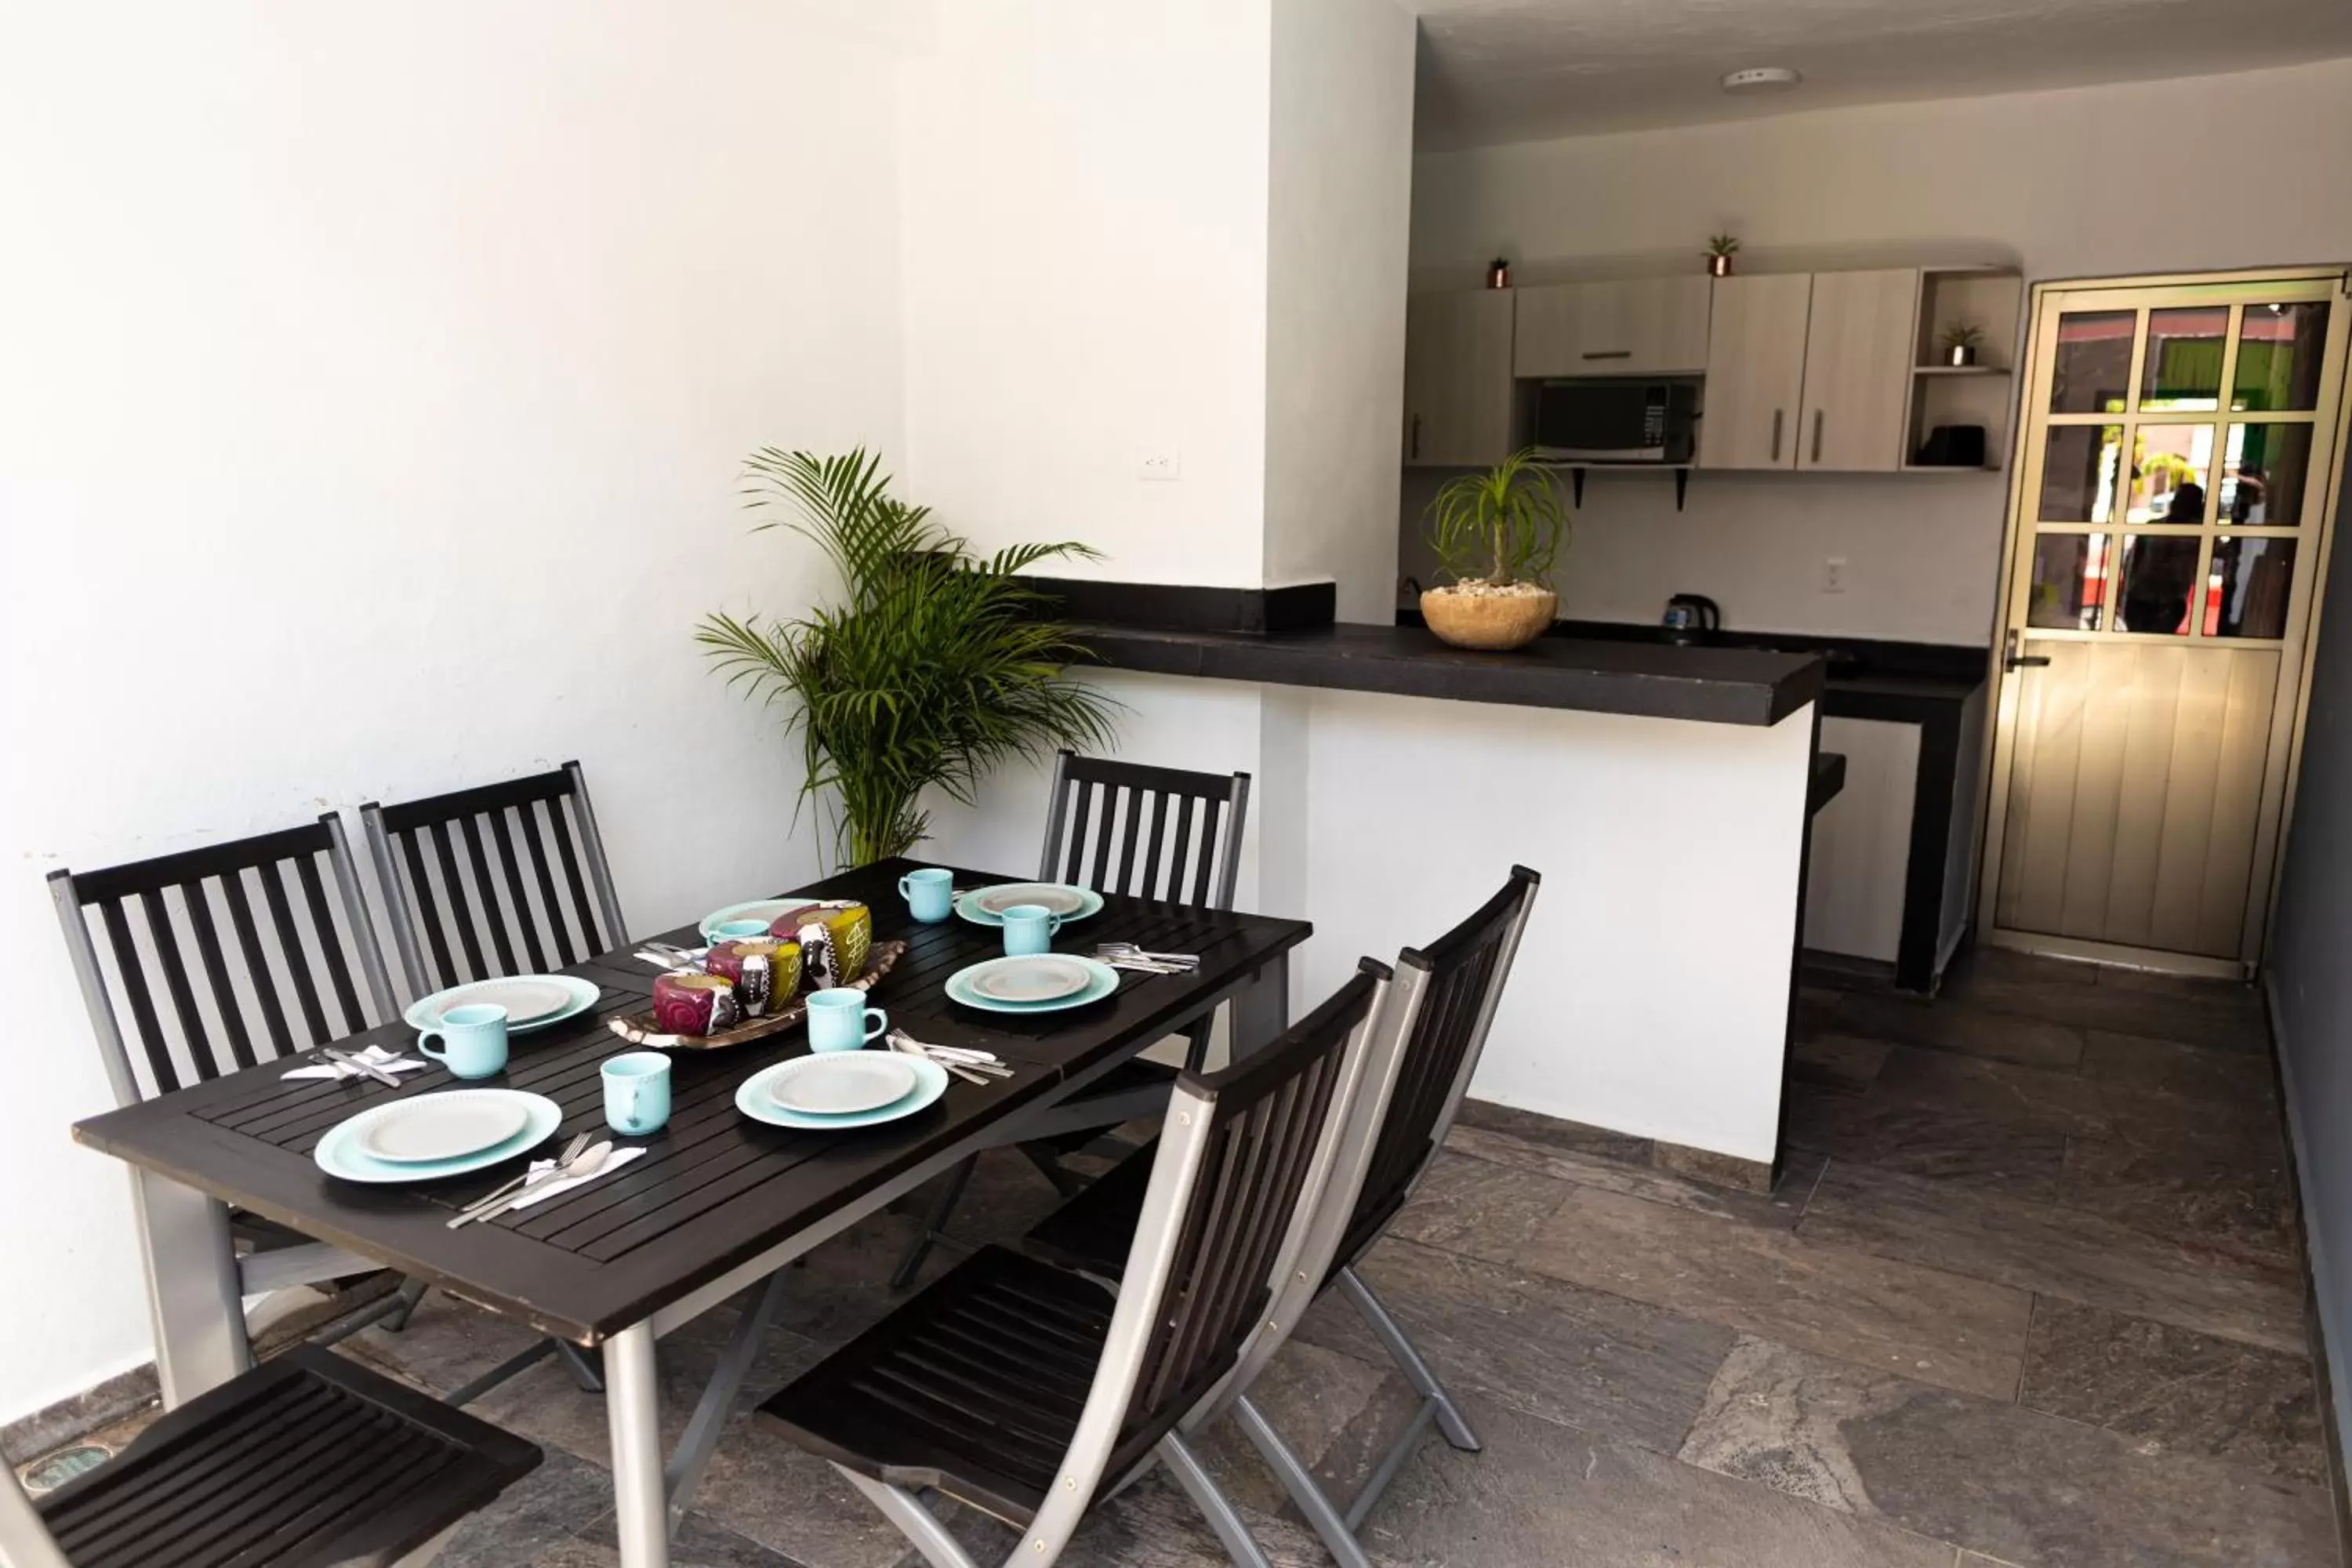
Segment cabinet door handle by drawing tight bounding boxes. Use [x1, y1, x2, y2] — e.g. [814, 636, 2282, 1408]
[1410, 413, 1421, 460]
[1581, 350, 1633, 361]
[1810, 409, 1825, 463]
[1770, 409, 1784, 462]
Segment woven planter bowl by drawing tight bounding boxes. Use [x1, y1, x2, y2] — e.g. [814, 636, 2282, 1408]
[1421, 586, 1557, 652]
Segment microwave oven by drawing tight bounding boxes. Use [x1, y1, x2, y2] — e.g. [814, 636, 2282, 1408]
[1531, 379, 1698, 463]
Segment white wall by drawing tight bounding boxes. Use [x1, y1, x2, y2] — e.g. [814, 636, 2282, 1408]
[1404, 57, 2352, 644]
[896, 4, 1275, 590]
[1263, 0, 1417, 624]
[0, 0, 913, 1425]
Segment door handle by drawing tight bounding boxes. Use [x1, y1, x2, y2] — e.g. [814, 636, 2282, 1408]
[1811, 409, 1825, 463]
[2003, 631, 2051, 671]
[1410, 413, 1421, 461]
[1770, 409, 1783, 462]
[1581, 350, 1632, 361]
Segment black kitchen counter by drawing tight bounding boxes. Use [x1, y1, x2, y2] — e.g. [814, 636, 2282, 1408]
[1071, 622, 1824, 727]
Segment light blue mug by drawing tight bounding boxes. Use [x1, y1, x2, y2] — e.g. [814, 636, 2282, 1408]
[898, 866, 954, 923]
[417, 1003, 509, 1080]
[602, 1051, 671, 1134]
[1000, 903, 1062, 956]
[711, 919, 771, 942]
[806, 987, 887, 1052]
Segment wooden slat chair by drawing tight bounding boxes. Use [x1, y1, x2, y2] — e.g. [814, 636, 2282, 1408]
[1019, 867, 1541, 1567]
[0, 1345, 540, 1568]
[760, 958, 1407, 1568]
[48, 820, 415, 1339]
[888, 750, 1250, 1289]
[358, 761, 628, 1003]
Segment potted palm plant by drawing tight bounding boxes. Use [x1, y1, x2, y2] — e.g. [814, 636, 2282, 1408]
[1420, 447, 1569, 652]
[698, 448, 1118, 868]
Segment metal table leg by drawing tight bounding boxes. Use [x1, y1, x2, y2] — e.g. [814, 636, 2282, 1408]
[130, 1167, 246, 1408]
[604, 1321, 671, 1568]
[1230, 951, 1291, 1059]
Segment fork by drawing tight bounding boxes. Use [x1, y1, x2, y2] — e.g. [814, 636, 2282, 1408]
[891, 1033, 985, 1085]
[448, 1132, 589, 1228]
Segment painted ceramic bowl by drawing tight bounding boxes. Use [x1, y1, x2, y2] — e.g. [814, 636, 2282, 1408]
[653, 971, 741, 1036]
[767, 902, 873, 992]
[705, 938, 800, 1018]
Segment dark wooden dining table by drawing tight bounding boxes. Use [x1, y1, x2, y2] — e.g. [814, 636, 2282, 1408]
[72, 857, 1310, 1568]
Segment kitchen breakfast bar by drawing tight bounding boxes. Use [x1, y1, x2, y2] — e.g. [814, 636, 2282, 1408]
[940, 612, 1833, 1187]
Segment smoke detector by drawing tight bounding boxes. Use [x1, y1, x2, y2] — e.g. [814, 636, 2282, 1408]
[1722, 67, 1802, 93]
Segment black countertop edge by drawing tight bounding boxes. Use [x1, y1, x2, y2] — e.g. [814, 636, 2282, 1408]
[1073, 622, 1826, 728]
[1395, 611, 1991, 702]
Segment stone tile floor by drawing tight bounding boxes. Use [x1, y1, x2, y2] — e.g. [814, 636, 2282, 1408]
[44, 947, 2337, 1566]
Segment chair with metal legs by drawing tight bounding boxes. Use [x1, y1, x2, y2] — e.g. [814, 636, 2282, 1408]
[0, 1345, 540, 1568]
[887, 749, 1251, 1289]
[48, 819, 423, 1346]
[1022, 867, 1542, 1566]
[358, 761, 630, 1394]
[358, 760, 629, 1001]
[759, 958, 1406, 1568]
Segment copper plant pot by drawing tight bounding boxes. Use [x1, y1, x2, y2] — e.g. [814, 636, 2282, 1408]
[1421, 587, 1558, 652]
[1707, 253, 1734, 278]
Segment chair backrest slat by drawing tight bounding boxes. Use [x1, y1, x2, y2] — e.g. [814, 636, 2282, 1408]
[52, 821, 396, 1103]
[1125, 967, 1374, 1426]
[1037, 751, 1250, 910]
[362, 762, 628, 1000]
[1334, 866, 1540, 1276]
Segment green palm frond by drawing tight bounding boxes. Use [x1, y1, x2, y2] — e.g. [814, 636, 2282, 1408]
[699, 448, 1120, 868]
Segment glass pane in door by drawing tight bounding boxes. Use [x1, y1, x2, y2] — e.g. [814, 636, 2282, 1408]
[2114, 535, 2201, 633]
[2234, 302, 2331, 411]
[2220, 423, 2313, 525]
[2125, 425, 2215, 524]
[2040, 424, 2122, 521]
[2140, 307, 2229, 411]
[2051, 311, 2136, 413]
[2027, 533, 2107, 630]
[2205, 536, 2296, 638]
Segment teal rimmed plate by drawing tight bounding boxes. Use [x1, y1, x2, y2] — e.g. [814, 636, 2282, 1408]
[735, 1055, 949, 1131]
[953, 883, 1104, 927]
[946, 955, 1120, 1014]
[314, 1090, 564, 1184]
[404, 975, 601, 1034]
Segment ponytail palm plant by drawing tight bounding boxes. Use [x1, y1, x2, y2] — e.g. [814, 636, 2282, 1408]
[697, 448, 1118, 868]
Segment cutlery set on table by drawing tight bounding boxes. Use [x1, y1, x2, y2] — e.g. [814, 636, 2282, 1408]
[304, 870, 1191, 1217]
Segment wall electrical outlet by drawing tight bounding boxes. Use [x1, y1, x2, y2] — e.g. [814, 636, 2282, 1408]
[1138, 452, 1181, 482]
[1822, 557, 1849, 594]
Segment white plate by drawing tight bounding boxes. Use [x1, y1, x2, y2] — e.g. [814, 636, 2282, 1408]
[317, 1091, 564, 1184]
[970, 884, 1092, 917]
[735, 1056, 949, 1131]
[354, 1093, 532, 1163]
[969, 955, 1094, 1004]
[766, 1054, 920, 1116]
[403, 975, 601, 1033]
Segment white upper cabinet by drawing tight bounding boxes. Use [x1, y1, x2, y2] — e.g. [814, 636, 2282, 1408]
[1795, 267, 1919, 473]
[1700, 274, 1813, 470]
[1513, 277, 1711, 379]
[1403, 290, 1516, 467]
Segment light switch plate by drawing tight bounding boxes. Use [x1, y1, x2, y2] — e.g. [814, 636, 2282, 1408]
[1138, 452, 1181, 482]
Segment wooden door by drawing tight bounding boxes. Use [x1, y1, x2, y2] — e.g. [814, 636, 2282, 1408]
[1982, 271, 2352, 970]
[1403, 291, 1516, 467]
[1700, 274, 1813, 470]
[1513, 278, 1711, 378]
[1797, 268, 1918, 472]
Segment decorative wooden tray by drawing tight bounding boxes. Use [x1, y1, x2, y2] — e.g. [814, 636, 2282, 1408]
[607, 941, 906, 1051]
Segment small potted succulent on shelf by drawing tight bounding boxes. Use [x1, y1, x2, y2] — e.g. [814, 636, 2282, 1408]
[1419, 448, 1569, 652]
[1942, 321, 1987, 367]
[1705, 234, 1740, 277]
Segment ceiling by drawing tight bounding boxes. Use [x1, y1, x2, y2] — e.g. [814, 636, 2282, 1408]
[1413, 0, 2352, 148]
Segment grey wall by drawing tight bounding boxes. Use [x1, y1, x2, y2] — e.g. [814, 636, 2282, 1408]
[2270, 456, 2352, 1449]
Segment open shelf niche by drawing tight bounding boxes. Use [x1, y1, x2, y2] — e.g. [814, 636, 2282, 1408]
[1906, 267, 2024, 471]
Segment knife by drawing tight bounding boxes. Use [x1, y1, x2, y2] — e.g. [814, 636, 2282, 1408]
[324, 1047, 403, 1087]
